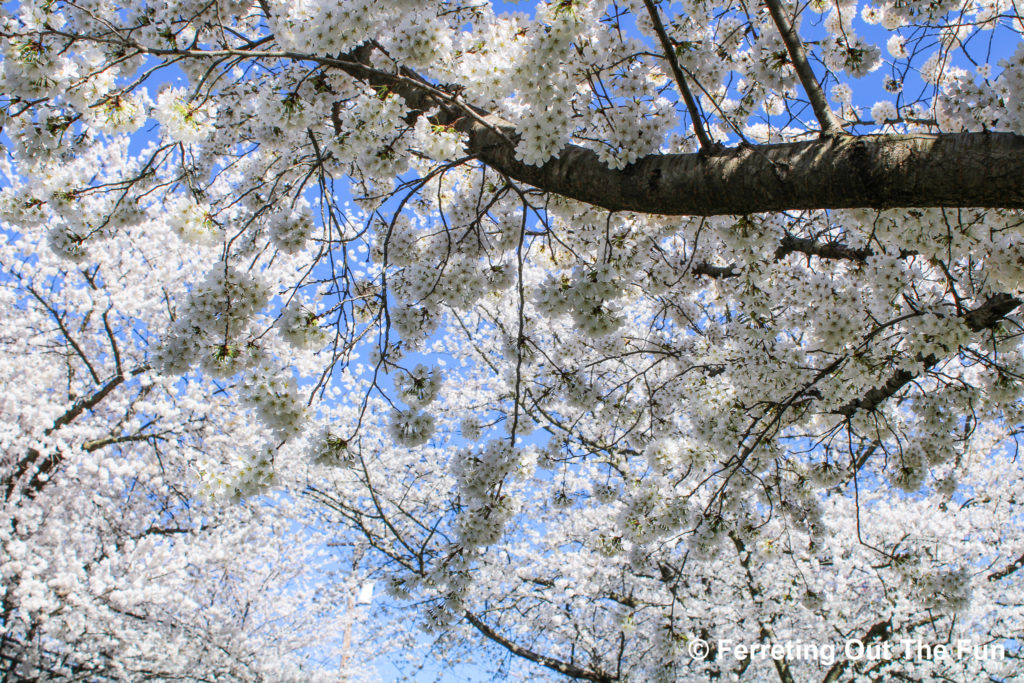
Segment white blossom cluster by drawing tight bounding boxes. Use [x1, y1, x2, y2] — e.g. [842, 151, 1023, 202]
[451, 440, 521, 547]
[905, 566, 974, 614]
[412, 117, 467, 162]
[154, 87, 218, 143]
[270, 208, 316, 254]
[395, 363, 443, 407]
[87, 90, 150, 135]
[154, 261, 269, 376]
[278, 299, 329, 349]
[166, 196, 221, 244]
[244, 371, 308, 440]
[534, 261, 626, 337]
[509, 3, 586, 166]
[388, 408, 436, 447]
[308, 428, 356, 467]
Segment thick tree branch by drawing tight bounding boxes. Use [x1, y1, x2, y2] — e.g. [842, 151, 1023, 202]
[774, 233, 878, 261]
[463, 611, 615, 682]
[327, 47, 1024, 216]
[692, 233, 914, 278]
[132, 44, 1024, 216]
[690, 232, 915, 279]
[691, 262, 741, 278]
[472, 131, 1024, 216]
[49, 371, 130, 433]
[83, 432, 162, 452]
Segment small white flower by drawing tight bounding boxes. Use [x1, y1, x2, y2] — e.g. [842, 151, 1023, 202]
[871, 100, 898, 123]
[887, 35, 908, 59]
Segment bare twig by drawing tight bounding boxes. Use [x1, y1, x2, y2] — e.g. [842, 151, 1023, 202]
[641, 0, 715, 151]
[763, 0, 845, 136]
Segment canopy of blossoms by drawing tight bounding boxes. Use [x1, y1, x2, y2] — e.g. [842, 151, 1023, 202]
[2, 0, 1024, 679]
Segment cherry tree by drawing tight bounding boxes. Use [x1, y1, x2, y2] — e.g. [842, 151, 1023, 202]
[0, 201, 383, 679]
[2, 0, 1024, 680]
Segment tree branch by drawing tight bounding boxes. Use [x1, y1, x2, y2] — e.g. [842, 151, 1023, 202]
[49, 370, 132, 433]
[820, 619, 891, 683]
[988, 550, 1024, 582]
[130, 43, 1024, 215]
[729, 533, 796, 683]
[835, 293, 1020, 417]
[325, 47, 1024, 215]
[774, 233, 879, 261]
[763, 0, 845, 136]
[691, 233, 913, 279]
[463, 611, 615, 682]
[641, 0, 715, 151]
[3, 366, 148, 500]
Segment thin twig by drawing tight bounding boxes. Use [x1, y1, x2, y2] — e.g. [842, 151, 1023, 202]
[763, 0, 845, 136]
